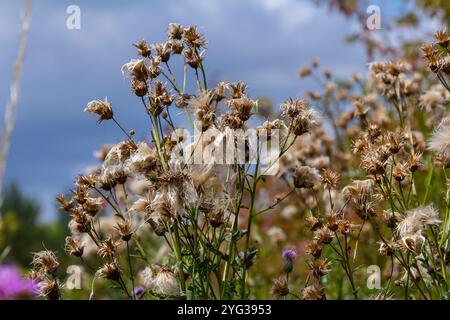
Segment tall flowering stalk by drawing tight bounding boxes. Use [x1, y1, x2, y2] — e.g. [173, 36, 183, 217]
[28, 22, 450, 300]
[45, 24, 315, 300]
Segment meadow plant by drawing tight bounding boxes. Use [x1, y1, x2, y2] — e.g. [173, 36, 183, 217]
[29, 24, 450, 300]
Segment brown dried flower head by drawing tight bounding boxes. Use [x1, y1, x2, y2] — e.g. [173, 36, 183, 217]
[97, 261, 120, 281]
[271, 276, 289, 298]
[301, 284, 326, 300]
[84, 99, 114, 123]
[321, 168, 340, 189]
[133, 39, 151, 57]
[435, 29, 449, 48]
[65, 236, 84, 257]
[32, 250, 60, 274]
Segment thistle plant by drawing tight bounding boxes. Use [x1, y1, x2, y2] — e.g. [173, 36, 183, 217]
[30, 23, 316, 300]
[28, 24, 450, 300]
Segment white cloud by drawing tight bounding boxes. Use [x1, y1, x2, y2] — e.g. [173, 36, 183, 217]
[260, 0, 315, 29]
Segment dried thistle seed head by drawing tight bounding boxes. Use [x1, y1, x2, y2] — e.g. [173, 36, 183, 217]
[226, 96, 256, 121]
[307, 90, 321, 101]
[69, 210, 92, 233]
[221, 110, 244, 130]
[421, 43, 436, 59]
[97, 236, 121, 258]
[65, 236, 84, 257]
[84, 99, 114, 123]
[393, 162, 407, 182]
[308, 258, 331, 278]
[337, 219, 352, 235]
[27, 269, 44, 283]
[228, 82, 248, 99]
[133, 39, 151, 57]
[98, 172, 116, 191]
[56, 193, 72, 212]
[82, 197, 102, 216]
[116, 220, 133, 242]
[407, 152, 423, 172]
[305, 240, 323, 258]
[71, 190, 90, 211]
[429, 55, 442, 73]
[149, 56, 162, 78]
[32, 250, 60, 274]
[183, 25, 206, 48]
[153, 42, 172, 62]
[132, 79, 148, 97]
[325, 211, 339, 231]
[386, 131, 406, 154]
[121, 59, 149, 81]
[144, 266, 180, 296]
[382, 209, 401, 228]
[419, 88, 450, 112]
[149, 80, 174, 109]
[183, 47, 204, 69]
[257, 119, 288, 140]
[360, 150, 387, 175]
[146, 197, 171, 236]
[301, 284, 326, 300]
[293, 166, 320, 189]
[127, 141, 159, 174]
[320, 168, 339, 189]
[435, 29, 449, 48]
[352, 72, 361, 82]
[351, 136, 368, 154]
[324, 69, 333, 79]
[76, 174, 96, 188]
[342, 179, 374, 204]
[335, 88, 348, 100]
[429, 117, 450, 167]
[97, 262, 120, 281]
[168, 39, 184, 54]
[397, 205, 440, 241]
[128, 192, 152, 214]
[400, 234, 424, 253]
[299, 67, 311, 78]
[111, 168, 128, 185]
[280, 98, 309, 118]
[271, 276, 289, 298]
[37, 277, 61, 300]
[189, 90, 216, 130]
[290, 108, 318, 136]
[305, 216, 322, 231]
[378, 241, 396, 256]
[314, 226, 334, 244]
[167, 23, 184, 40]
[175, 93, 191, 108]
[213, 81, 229, 101]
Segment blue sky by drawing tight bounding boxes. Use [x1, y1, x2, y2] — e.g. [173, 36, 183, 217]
[0, 0, 416, 220]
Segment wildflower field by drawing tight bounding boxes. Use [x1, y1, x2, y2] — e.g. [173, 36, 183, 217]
[2, 0, 450, 301]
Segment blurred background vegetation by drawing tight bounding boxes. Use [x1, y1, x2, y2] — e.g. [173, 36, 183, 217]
[0, 184, 70, 267]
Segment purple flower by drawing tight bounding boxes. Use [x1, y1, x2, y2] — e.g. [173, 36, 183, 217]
[134, 286, 145, 297]
[0, 264, 37, 300]
[282, 249, 297, 261]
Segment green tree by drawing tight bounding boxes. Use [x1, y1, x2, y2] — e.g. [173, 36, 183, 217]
[0, 184, 69, 267]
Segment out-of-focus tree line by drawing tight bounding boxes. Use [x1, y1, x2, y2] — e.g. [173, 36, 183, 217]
[0, 184, 70, 267]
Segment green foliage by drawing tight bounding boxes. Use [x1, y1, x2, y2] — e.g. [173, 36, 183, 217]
[0, 184, 69, 266]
